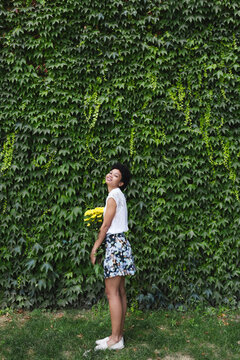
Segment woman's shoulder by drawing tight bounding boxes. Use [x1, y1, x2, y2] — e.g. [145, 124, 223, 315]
[108, 188, 125, 202]
[109, 187, 122, 196]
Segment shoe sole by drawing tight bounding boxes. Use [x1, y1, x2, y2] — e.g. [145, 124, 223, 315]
[95, 345, 125, 351]
[109, 345, 125, 350]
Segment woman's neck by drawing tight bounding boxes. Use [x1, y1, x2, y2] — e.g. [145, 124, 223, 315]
[107, 185, 119, 193]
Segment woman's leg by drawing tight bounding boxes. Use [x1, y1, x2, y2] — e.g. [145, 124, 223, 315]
[105, 276, 123, 345]
[119, 276, 127, 337]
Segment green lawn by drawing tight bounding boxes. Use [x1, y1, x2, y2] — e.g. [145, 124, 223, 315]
[0, 306, 240, 360]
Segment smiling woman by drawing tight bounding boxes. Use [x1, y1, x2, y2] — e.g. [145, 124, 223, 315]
[90, 162, 136, 351]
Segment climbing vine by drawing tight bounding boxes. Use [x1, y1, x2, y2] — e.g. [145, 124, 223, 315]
[0, 132, 16, 175]
[32, 144, 57, 175]
[168, 52, 239, 200]
[83, 79, 109, 163]
[0, 0, 240, 310]
[84, 90, 102, 130]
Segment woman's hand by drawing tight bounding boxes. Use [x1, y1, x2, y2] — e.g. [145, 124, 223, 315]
[90, 250, 96, 265]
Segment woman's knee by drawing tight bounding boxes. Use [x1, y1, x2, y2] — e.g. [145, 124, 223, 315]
[105, 286, 111, 300]
[105, 284, 120, 300]
[119, 278, 126, 297]
[119, 284, 125, 296]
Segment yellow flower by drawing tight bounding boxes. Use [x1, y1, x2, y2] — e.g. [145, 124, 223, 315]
[84, 207, 104, 225]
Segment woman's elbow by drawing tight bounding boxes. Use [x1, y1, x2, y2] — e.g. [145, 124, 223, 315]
[101, 223, 110, 232]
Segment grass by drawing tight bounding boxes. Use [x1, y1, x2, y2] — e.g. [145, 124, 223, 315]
[0, 305, 240, 360]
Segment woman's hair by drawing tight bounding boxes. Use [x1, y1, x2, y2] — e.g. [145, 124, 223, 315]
[110, 162, 131, 191]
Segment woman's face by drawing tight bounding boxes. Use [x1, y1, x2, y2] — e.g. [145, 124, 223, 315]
[106, 169, 123, 189]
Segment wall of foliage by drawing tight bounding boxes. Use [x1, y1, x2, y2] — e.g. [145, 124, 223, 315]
[0, 0, 240, 309]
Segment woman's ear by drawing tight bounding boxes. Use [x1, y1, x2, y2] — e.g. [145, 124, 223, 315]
[119, 181, 124, 188]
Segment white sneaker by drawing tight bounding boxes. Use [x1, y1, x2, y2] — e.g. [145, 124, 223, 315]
[94, 337, 124, 351]
[95, 336, 109, 345]
[109, 338, 124, 350]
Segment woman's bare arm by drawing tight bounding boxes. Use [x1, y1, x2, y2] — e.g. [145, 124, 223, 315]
[90, 198, 116, 265]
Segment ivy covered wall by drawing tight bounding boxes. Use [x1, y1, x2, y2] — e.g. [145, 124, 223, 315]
[0, 0, 240, 309]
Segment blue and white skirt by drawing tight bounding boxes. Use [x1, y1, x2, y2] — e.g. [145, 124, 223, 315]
[103, 232, 136, 279]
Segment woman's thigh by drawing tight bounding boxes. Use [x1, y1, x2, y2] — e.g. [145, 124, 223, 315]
[105, 276, 123, 296]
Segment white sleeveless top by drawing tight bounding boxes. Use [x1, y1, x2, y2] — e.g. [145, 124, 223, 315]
[104, 188, 129, 234]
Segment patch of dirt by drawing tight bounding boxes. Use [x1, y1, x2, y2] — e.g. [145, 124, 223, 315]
[0, 311, 32, 329]
[51, 311, 65, 319]
[19, 314, 31, 322]
[73, 313, 87, 320]
[13, 313, 31, 328]
[204, 343, 217, 350]
[62, 351, 73, 359]
[138, 342, 150, 348]
[163, 354, 194, 360]
[157, 325, 170, 331]
[27, 348, 35, 357]
[0, 315, 12, 327]
[231, 314, 240, 322]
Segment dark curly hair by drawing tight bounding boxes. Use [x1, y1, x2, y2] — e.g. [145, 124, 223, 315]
[110, 163, 131, 191]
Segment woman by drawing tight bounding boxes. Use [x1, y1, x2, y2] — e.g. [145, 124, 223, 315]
[90, 162, 136, 351]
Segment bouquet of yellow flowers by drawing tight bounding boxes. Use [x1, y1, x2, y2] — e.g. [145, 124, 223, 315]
[84, 207, 104, 227]
[84, 207, 104, 264]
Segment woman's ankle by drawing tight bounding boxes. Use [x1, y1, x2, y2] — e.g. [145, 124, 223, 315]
[109, 335, 122, 343]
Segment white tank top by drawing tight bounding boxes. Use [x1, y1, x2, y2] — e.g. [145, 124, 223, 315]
[104, 188, 129, 234]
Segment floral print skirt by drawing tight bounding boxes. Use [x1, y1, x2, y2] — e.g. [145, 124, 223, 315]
[103, 232, 136, 279]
